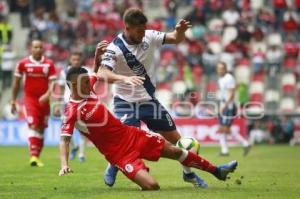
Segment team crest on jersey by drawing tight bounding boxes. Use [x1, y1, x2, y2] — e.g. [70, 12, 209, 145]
[125, 164, 134, 173]
[27, 116, 33, 123]
[125, 52, 134, 59]
[43, 67, 49, 75]
[140, 42, 149, 51]
[132, 64, 146, 76]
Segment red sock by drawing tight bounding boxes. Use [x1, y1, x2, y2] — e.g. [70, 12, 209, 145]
[28, 137, 44, 157]
[181, 151, 217, 174]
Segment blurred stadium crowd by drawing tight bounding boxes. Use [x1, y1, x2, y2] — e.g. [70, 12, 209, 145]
[0, 0, 300, 145]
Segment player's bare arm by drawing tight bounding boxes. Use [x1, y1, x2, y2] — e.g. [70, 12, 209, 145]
[97, 65, 145, 86]
[38, 78, 57, 104]
[59, 135, 73, 176]
[164, 19, 192, 44]
[11, 76, 21, 114]
[93, 40, 109, 73]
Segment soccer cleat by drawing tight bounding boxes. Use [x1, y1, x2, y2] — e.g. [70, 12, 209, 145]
[79, 156, 85, 163]
[213, 160, 238, 181]
[29, 156, 44, 167]
[104, 164, 119, 187]
[243, 145, 251, 157]
[183, 172, 208, 188]
[70, 146, 79, 160]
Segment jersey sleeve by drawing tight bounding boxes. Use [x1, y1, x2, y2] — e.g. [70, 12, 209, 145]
[48, 61, 57, 80]
[61, 104, 76, 137]
[14, 61, 24, 77]
[101, 44, 118, 70]
[148, 30, 166, 47]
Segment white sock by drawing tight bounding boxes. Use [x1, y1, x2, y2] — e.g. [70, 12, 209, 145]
[79, 134, 87, 158]
[219, 133, 229, 154]
[182, 165, 193, 174]
[178, 149, 188, 162]
[231, 130, 249, 147]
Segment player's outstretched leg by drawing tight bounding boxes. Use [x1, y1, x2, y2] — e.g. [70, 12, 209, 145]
[104, 163, 119, 187]
[213, 160, 238, 181]
[132, 169, 160, 191]
[160, 142, 238, 181]
[161, 130, 208, 188]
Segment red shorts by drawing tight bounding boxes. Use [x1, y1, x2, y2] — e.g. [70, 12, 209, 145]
[24, 96, 50, 129]
[115, 130, 165, 180]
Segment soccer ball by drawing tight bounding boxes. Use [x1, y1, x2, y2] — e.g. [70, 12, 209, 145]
[176, 137, 200, 154]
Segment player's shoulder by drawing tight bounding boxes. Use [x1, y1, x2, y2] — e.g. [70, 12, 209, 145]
[225, 73, 235, 80]
[18, 56, 30, 64]
[43, 56, 55, 64]
[224, 73, 236, 85]
[145, 29, 164, 37]
[106, 40, 121, 54]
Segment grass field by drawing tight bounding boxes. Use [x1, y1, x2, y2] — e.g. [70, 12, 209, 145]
[0, 145, 299, 199]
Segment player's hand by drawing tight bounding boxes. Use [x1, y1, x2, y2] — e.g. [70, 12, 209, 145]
[123, 76, 145, 86]
[95, 40, 109, 61]
[175, 19, 192, 33]
[59, 166, 73, 176]
[39, 92, 50, 104]
[11, 101, 17, 114]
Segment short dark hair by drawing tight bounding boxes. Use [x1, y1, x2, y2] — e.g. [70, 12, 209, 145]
[66, 67, 88, 83]
[123, 8, 148, 26]
[70, 51, 82, 57]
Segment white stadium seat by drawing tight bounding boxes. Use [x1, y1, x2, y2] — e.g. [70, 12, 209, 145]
[172, 80, 187, 96]
[265, 90, 280, 102]
[235, 66, 251, 84]
[267, 33, 283, 47]
[280, 97, 296, 111]
[281, 73, 296, 86]
[222, 26, 238, 46]
[208, 18, 224, 33]
[249, 81, 264, 94]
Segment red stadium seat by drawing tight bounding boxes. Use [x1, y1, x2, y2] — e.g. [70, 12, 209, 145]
[237, 58, 250, 67]
[252, 71, 265, 81]
[250, 93, 263, 102]
[206, 81, 218, 93]
[283, 57, 297, 71]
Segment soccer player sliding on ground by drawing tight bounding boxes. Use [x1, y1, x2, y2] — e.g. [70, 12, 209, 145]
[58, 67, 238, 190]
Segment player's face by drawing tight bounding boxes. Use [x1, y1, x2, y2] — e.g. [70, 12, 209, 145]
[79, 75, 91, 96]
[217, 63, 226, 77]
[31, 40, 43, 60]
[70, 55, 81, 68]
[127, 24, 146, 44]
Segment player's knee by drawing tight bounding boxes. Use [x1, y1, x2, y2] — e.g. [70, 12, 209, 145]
[30, 125, 42, 133]
[142, 182, 160, 191]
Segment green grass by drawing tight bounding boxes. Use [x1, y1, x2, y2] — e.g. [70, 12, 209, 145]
[0, 145, 299, 199]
